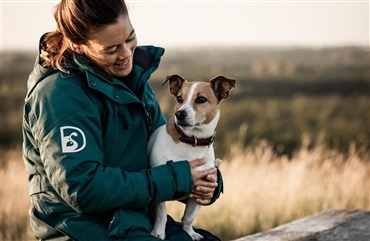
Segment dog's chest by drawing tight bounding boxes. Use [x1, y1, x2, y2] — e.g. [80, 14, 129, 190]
[148, 125, 215, 171]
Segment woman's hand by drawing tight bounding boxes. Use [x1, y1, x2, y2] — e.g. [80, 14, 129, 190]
[189, 158, 218, 205]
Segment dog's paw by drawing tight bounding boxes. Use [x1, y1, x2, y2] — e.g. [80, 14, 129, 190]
[183, 227, 204, 241]
[190, 231, 204, 241]
[214, 158, 222, 168]
[151, 230, 166, 240]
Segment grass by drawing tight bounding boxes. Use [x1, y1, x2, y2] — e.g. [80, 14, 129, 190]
[1, 149, 33, 240]
[1, 138, 369, 240]
[168, 135, 369, 240]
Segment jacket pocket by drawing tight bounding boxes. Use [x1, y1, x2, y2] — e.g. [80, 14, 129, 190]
[108, 209, 152, 238]
[29, 206, 75, 241]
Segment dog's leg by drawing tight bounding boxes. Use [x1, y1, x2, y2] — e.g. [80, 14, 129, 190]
[181, 199, 203, 240]
[151, 202, 167, 239]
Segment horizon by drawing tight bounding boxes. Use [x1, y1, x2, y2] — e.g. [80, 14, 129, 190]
[1, 44, 369, 55]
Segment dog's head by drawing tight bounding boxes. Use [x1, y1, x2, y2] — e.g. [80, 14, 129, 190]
[163, 74, 236, 135]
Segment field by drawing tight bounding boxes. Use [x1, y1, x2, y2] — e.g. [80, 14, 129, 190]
[2, 141, 369, 240]
[1, 46, 369, 240]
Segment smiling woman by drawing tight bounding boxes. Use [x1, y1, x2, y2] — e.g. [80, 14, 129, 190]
[21, 0, 223, 240]
[75, 16, 138, 77]
[40, 0, 133, 73]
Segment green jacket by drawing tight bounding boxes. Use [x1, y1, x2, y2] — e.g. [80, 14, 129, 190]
[23, 43, 222, 240]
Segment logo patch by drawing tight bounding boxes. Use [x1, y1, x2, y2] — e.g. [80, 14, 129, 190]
[60, 126, 86, 153]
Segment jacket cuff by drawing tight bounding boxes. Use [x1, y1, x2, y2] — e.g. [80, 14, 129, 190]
[166, 160, 194, 198]
[208, 169, 224, 205]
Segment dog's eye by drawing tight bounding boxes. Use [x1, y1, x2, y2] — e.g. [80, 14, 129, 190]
[195, 96, 207, 104]
[177, 96, 184, 103]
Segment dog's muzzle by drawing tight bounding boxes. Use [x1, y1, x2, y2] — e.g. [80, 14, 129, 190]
[175, 110, 191, 127]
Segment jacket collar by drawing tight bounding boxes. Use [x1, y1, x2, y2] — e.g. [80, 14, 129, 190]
[72, 46, 164, 87]
[28, 33, 165, 101]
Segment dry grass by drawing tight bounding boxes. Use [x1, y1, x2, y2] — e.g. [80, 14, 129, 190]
[1, 149, 34, 240]
[1, 139, 369, 240]
[168, 135, 370, 240]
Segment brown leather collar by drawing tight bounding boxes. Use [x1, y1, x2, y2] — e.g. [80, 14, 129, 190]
[175, 123, 216, 147]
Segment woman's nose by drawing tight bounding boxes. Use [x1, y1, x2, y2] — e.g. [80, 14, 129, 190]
[118, 44, 131, 59]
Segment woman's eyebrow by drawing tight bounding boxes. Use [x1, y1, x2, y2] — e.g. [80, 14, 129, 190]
[128, 29, 135, 38]
[103, 29, 135, 51]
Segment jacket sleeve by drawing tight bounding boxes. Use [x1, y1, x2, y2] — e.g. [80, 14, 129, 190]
[34, 81, 193, 214]
[208, 169, 223, 205]
[146, 82, 166, 135]
[39, 117, 193, 214]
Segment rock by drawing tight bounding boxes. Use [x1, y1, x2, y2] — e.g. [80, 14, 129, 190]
[231, 209, 370, 241]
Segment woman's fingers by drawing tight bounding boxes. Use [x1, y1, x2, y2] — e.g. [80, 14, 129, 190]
[192, 168, 217, 187]
[189, 158, 207, 168]
[189, 158, 219, 205]
[194, 198, 211, 205]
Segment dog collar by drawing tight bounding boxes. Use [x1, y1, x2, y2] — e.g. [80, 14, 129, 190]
[174, 123, 216, 147]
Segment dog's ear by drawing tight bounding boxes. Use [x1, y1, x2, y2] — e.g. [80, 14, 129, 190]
[162, 74, 187, 96]
[210, 76, 236, 101]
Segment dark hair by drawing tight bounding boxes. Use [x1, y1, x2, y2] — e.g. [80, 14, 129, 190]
[41, 0, 129, 71]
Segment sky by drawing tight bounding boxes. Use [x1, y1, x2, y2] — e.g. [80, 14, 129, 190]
[1, 0, 369, 51]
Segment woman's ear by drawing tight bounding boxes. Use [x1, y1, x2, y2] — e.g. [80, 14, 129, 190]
[70, 42, 84, 55]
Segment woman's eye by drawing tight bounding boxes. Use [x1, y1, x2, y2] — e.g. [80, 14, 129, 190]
[126, 37, 135, 43]
[195, 96, 207, 104]
[177, 96, 183, 103]
[106, 47, 118, 55]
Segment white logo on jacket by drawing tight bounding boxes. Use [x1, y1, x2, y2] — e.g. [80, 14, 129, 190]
[60, 126, 86, 153]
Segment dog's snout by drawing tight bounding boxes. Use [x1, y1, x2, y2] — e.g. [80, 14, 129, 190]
[175, 110, 187, 120]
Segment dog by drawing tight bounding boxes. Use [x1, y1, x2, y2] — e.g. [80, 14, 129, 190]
[148, 74, 236, 240]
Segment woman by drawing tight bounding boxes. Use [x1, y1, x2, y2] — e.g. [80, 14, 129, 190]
[22, 0, 223, 240]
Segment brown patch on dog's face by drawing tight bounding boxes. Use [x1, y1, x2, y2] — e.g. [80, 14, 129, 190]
[190, 82, 220, 125]
[173, 82, 192, 110]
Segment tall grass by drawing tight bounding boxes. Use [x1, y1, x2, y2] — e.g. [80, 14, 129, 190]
[1, 138, 369, 240]
[1, 149, 33, 240]
[167, 134, 369, 240]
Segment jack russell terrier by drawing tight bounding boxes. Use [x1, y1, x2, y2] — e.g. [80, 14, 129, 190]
[148, 74, 236, 240]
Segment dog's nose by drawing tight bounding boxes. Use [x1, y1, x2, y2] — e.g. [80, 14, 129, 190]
[175, 110, 187, 120]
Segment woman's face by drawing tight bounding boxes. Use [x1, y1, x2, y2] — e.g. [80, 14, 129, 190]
[80, 15, 137, 78]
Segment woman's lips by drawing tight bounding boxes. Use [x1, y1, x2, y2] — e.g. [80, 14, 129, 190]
[114, 59, 130, 69]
